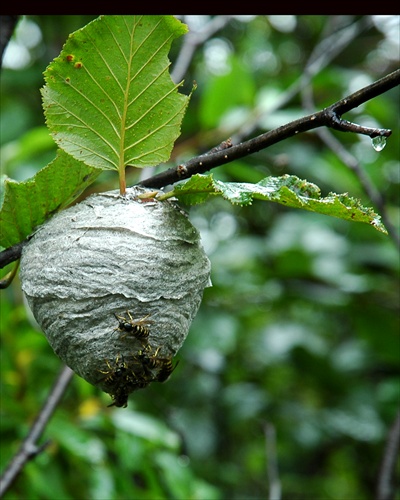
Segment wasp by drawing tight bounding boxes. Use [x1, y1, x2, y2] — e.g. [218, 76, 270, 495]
[134, 346, 178, 382]
[156, 358, 179, 382]
[98, 354, 149, 407]
[108, 384, 130, 408]
[108, 373, 149, 408]
[113, 311, 153, 342]
[135, 345, 160, 369]
[98, 354, 128, 386]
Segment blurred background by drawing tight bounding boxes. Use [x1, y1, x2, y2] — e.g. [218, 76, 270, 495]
[1, 15, 399, 499]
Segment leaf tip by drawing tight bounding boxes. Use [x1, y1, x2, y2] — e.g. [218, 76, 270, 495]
[370, 216, 388, 235]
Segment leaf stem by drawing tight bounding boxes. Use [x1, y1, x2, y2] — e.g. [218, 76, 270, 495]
[156, 191, 175, 201]
[119, 169, 126, 196]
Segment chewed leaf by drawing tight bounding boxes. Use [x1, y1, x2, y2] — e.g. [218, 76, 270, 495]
[42, 15, 190, 171]
[0, 150, 101, 248]
[172, 174, 387, 234]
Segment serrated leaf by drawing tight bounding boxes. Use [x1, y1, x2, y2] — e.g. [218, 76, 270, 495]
[41, 15, 189, 172]
[0, 150, 101, 248]
[172, 174, 387, 234]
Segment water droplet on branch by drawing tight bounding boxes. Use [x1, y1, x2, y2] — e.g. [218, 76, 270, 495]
[371, 135, 387, 152]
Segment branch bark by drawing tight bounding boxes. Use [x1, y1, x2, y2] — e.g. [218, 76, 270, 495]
[0, 241, 28, 269]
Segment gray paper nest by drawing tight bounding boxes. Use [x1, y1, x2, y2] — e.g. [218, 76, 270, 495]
[20, 187, 211, 404]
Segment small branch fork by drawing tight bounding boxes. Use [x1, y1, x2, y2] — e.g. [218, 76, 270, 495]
[0, 69, 399, 269]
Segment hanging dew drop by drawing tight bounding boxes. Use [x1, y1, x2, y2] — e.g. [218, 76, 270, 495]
[371, 135, 387, 152]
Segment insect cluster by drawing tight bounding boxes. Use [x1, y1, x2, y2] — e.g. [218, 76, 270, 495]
[99, 311, 178, 408]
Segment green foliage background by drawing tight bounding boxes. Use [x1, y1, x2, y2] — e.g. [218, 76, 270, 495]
[1, 15, 399, 500]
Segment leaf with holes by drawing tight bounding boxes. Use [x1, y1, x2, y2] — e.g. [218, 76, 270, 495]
[171, 173, 388, 234]
[41, 15, 189, 175]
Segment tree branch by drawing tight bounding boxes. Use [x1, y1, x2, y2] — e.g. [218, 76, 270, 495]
[139, 69, 399, 189]
[0, 365, 74, 497]
[0, 241, 28, 269]
[330, 70, 400, 116]
[1, 69, 398, 269]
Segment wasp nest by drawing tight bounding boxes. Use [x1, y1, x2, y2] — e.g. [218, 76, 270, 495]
[20, 187, 211, 407]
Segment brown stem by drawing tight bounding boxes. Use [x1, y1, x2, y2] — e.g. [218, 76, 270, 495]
[119, 170, 126, 196]
[0, 241, 27, 270]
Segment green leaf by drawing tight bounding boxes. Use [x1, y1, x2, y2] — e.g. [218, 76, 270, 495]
[41, 15, 190, 172]
[171, 173, 388, 234]
[0, 150, 101, 248]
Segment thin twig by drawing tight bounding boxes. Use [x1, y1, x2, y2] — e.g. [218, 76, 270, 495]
[376, 410, 400, 500]
[139, 69, 399, 189]
[0, 365, 74, 497]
